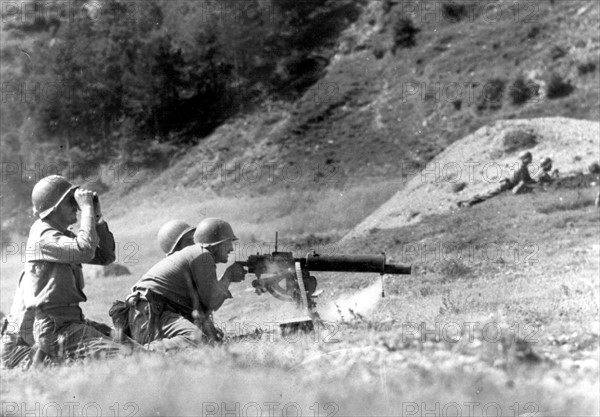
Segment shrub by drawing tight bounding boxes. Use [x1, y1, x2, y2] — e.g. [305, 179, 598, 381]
[392, 17, 420, 52]
[476, 78, 505, 111]
[373, 47, 386, 59]
[549, 45, 567, 61]
[441, 2, 469, 22]
[503, 130, 538, 153]
[546, 73, 574, 99]
[509, 76, 540, 105]
[451, 182, 467, 193]
[577, 61, 597, 75]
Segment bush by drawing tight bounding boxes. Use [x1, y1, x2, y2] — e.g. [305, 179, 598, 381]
[392, 17, 420, 52]
[577, 61, 597, 75]
[476, 78, 505, 111]
[503, 130, 538, 153]
[549, 45, 567, 60]
[373, 47, 386, 59]
[451, 182, 467, 193]
[546, 73, 574, 99]
[441, 2, 469, 22]
[509, 76, 540, 105]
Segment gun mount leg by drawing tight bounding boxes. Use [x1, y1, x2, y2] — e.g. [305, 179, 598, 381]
[279, 264, 321, 336]
[279, 317, 315, 336]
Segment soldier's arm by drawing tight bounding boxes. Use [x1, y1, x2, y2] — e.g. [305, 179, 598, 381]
[34, 217, 99, 263]
[87, 220, 116, 265]
[190, 253, 232, 312]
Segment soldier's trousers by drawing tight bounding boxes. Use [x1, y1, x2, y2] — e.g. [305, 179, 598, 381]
[0, 333, 32, 369]
[128, 299, 205, 352]
[463, 179, 520, 207]
[34, 305, 126, 361]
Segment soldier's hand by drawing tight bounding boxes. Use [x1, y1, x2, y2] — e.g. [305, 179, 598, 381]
[202, 320, 224, 344]
[224, 263, 246, 283]
[74, 189, 94, 210]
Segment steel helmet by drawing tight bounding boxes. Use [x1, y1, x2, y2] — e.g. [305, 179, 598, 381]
[32, 175, 79, 219]
[193, 218, 238, 247]
[157, 220, 196, 255]
[518, 151, 533, 162]
[540, 157, 552, 169]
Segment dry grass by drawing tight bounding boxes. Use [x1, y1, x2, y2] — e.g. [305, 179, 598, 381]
[2, 182, 597, 416]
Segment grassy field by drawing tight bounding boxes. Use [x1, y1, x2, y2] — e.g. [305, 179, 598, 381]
[1, 179, 598, 416]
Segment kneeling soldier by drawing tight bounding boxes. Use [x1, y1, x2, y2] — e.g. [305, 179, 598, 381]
[22, 175, 124, 366]
[1, 272, 35, 369]
[125, 218, 245, 351]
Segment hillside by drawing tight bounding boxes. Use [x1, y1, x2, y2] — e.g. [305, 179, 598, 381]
[343, 117, 600, 241]
[1, 148, 598, 417]
[108, 0, 600, 198]
[1, 1, 599, 414]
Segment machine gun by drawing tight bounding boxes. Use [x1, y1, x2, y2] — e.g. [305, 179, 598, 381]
[235, 233, 411, 331]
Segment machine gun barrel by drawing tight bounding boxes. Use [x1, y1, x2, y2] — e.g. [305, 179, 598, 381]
[304, 253, 411, 275]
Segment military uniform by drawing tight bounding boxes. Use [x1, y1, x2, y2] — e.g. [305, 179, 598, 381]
[125, 244, 232, 351]
[533, 158, 557, 184]
[1, 272, 34, 369]
[21, 216, 122, 361]
[459, 159, 535, 207]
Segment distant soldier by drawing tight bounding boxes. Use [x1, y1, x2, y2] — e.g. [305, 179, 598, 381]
[534, 157, 558, 184]
[122, 218, 245, 351]
[458, 151, 536, 208]
[21, 175, 126, 366]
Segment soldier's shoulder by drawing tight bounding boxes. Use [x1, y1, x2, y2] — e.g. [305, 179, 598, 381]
[184, 245, 215, 265]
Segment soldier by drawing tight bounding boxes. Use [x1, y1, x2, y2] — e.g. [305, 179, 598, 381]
[109, 220, 197, 345]
[21, 175, 125, 365]
[458, 151, 536, 208]
[157, 220, 196, 256]
[0, 272, 35, 369]
[534, 157, 558, 184]
[124, 218, 245, 351]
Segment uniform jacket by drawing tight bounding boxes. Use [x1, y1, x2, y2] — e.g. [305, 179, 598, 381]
[3, 272, 35, 346]
[507, 162, 534, 187]
[22, 217, 116, 308]
[132, 244, 232, 316]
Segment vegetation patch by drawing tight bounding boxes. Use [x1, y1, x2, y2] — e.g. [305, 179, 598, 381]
[392, 17, 420, 52]
[441, 1, 470, 22]
[502, 129, 538, 153]
[577, 61, 597, 76]
[509, 76, 540, 106]
[535, 196, 596, 214]
[476, 78, 506, 112]
[546, 73, 575, 99]
[451, 182, 467, 193]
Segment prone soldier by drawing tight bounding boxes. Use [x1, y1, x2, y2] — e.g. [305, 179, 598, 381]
[458, 151, 537, 208]
[534, 157, 558, 184]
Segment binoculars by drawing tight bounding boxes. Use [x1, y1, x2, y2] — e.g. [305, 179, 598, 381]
[69, 193, 99, 208]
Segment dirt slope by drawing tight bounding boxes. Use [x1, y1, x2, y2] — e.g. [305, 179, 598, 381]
[107, 0, 600, 200]
[342, 117, 600, 242]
